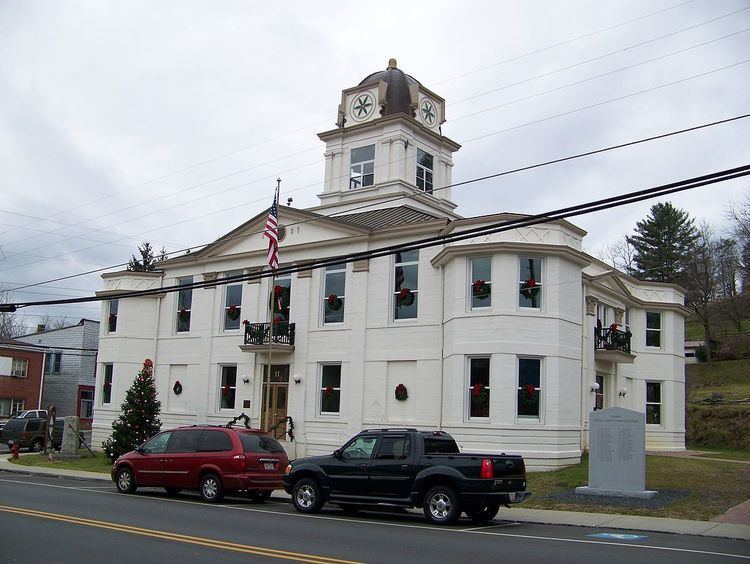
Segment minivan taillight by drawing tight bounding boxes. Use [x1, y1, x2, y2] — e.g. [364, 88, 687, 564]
[480, 458, 494, 479]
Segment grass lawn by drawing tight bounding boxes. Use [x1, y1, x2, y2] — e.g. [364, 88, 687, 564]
[523, 453, 750, 521]
[9, 453, 111, 474]
[688, 447, 750, 462]
[686, 359, 750, 402]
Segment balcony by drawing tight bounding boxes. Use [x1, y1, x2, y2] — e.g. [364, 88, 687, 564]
[239, 322, 295, 353]
[594, 327, 635, 364]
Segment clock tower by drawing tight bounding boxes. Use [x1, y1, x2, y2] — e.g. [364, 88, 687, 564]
[312, 59, 461, 218]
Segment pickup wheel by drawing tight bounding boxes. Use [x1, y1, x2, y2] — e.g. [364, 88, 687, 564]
[31, 438, 44, 452]
[423, 485, 461, 525]
[292, 478, 324, 514]
[465, 501, 500, 523]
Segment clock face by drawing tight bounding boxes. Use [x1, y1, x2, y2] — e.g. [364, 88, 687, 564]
[350, 92, 376, 122]
[419, 98, 437, 127]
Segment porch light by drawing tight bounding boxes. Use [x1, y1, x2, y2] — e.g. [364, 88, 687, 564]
[590, 382, 600, 393]
[618, 387, 628, 398]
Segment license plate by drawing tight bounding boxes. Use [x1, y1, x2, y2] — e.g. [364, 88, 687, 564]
[264, 462, 275, 470]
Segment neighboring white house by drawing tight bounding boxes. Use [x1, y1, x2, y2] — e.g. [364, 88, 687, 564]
[92, 60, 687, 469]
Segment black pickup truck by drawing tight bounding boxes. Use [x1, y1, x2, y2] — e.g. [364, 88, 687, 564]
[283, 428, 530, 524]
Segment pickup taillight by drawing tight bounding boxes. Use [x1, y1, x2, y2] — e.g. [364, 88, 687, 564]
[480, 458, 494, 479]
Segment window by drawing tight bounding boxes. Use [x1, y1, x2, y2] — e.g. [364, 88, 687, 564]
[470, 257, 492, 309]
[341, 435, 377, 459]
[375, 436, 411, 460]
[167, 430, 200, 453]
[519, 257, 542, 308]
[108, 299, 118, 333]
[176, 276, 193, 332]
[468, 357, 490, 419]
[646, 382, 662, 425]
[323, 263, 346, 324]
[223, 271, 243, 331]
[239, 433, 286, 453]
[646, 312, 661, 347]
[79, 388, 94, 419]
[594, 374, 604, 411]
[44, 352, 62, 374]
[424, 438, 460, 454]
[11, 399, 24, 413]
[349, 145, 375, 189]
[416, 148, 433, 194]
[320, 364, 341, 414]
[272, 274, 291, 323]
[394, 250, 419, 320]
[518, 357, 541, 419]
[197, 430, 233, 452]
[143, 431, 172, 454]
[102, 364, 113, 405]
[11, 358, 28, 378]
[219, 365, 237, 409]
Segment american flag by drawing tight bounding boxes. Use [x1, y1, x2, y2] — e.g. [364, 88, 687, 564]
[264, 187, 279, 270]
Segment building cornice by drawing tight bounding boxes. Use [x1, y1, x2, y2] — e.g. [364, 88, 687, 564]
[430, 242, 591, 268]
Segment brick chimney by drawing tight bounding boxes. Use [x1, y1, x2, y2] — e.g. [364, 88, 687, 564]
[36, 324, 46, 333]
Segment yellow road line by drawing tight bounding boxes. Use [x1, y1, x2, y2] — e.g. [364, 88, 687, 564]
[0, 504, 360, 564]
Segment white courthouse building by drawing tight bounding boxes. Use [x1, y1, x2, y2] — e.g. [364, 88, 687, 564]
[93, 60, 687, 469]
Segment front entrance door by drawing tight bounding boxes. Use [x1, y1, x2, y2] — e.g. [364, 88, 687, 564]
[261, 364, 289, 439]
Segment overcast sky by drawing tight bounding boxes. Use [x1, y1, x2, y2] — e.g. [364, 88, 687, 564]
[1, 0, 749, 328]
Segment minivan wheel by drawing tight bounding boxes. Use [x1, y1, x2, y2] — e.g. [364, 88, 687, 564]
[116, 467, 137, 494]
[31, 438, 44, 452]
[199, 474, 224, 503]
[292, 478, 324, 514]
[423, 485, 461, 525]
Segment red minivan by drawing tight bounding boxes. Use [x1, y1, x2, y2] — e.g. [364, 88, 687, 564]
[111, 426, 289, 502]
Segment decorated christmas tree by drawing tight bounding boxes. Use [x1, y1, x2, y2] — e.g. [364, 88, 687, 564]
[102, 358, 162, 461]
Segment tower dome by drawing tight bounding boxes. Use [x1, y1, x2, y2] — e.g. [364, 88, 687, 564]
[358, 58, 420, 117]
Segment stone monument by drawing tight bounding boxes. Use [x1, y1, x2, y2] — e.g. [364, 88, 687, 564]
[575, 406, 657, 498]
[59, 416, 80, 458]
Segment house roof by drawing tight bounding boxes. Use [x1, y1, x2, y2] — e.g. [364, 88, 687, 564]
[333, 206, 445, 230]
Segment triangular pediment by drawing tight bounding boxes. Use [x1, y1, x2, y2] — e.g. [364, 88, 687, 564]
[162, 206, 371, 264]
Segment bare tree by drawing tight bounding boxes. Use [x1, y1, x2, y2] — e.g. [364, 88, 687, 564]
[682, 223, 719, 362]
[727, 190, 750, 292]
[36, 314, 70, 331]
[0, 288, 27, 339]
[593, 236, 637, 276]
[715, 238, 744, 333]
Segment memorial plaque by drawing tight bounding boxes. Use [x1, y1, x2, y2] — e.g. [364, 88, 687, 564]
[575, 406, 657, 498]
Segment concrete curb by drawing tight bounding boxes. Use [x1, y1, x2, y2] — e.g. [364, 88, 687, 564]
[1, 459, 748, 541]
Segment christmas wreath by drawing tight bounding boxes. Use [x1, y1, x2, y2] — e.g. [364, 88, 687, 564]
[222, 384, 231, 398]
[178, 308, 189, 322]
[472, 279, 491, 300]
[520, 278, 540, 300]
[270, 285, 290, 312]
[397, 287, 415, 307]
[521, 384, 536, 404]
[327, 293, 343, 311]
[108, 313, 117, 324]
[394, 383, 408, 401]
[173, 380, 183, 395]
[471, 382, 489, 405]
[324, 385, 334, 399]
[227, 304, 240, 320]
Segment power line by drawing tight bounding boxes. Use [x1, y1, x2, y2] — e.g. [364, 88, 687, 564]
[4, 164, 749, 311]
[2, 5, 740, 256]
[7, 112, 749, 292]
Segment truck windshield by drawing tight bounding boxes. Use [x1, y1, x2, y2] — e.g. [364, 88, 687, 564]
[424, 438, 459, 454]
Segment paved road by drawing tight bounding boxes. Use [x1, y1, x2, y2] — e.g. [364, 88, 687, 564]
[0, 474, 748, 563]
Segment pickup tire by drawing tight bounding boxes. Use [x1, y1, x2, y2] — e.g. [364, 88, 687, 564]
[292, 478, 324, 514]
[423, 485, 461, 525]
[465, 501, 500, 523]
[31, 438, 44, 452]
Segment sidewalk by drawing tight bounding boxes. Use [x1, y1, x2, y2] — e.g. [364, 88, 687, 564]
[1, 455, 748, 541]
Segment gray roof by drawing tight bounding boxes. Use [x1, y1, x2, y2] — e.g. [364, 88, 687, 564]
[333, 206, 444, 230]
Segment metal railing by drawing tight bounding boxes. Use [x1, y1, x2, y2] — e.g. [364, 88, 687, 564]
[594, 327, 631, 354]
[244, 322, 295, 346]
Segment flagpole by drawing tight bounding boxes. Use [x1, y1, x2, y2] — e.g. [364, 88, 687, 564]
[264, 178, 281, 432]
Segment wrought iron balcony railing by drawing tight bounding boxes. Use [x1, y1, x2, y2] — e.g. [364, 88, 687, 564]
[594, 327, 631, 354]
[244, 322, 295, 347]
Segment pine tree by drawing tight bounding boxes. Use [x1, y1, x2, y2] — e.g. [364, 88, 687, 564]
[128, 242, 165, 272]
[626, 202, 698, 283]
[102, 359, 162, 461]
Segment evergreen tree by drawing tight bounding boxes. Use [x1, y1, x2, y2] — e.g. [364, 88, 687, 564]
[626, 202, 698, 283]
[128, 242, 165, 272]
[102, 359, 162, 461]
